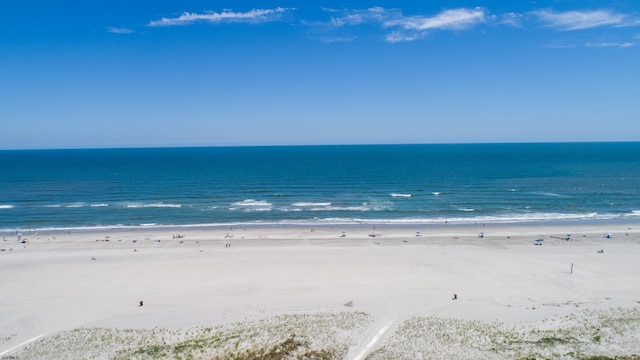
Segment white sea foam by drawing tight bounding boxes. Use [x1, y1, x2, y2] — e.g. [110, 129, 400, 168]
[280, 208, 303, 212]
[328, 206, 372, 211]
[232, 199, 272, 207]
[44, 204, 62, 208]
[125, 203, 182, 208]
[432, 192, 441, 196]
[459, 208, 475, 212]
[321, 212, 605, 225]
[0, 205, 15, 209]
[278, 203, 382, 212]
[230, 207, 272, 212]
[90, 203, 109, 207]
[391, 193, 411, 198]
[230, 199, 272, 212]
[292, 202, 332, 207]
[3, 210, 635, 233]
[65, 203, 86, 208]
[150, 203, 182, 208]
[533, 192, 568, 198]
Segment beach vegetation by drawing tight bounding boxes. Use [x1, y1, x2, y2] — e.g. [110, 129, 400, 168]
[0, 333, 16, 345]
[12, 312, 372, 360]
[8, 308, 639, 360]
[368, 307, 640, 360]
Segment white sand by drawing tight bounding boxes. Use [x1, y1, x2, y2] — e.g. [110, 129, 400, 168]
[1, 222, 639, 358]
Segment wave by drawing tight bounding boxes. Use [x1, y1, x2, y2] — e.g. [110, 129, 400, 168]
[42, 203, 108, 208]
[532, 192, 569, 198]
[317, 212, 607, 225]
[229, 207, 272, 212]
[229, 199, 272, 212]
[0, 205, 15, 209]
[292, 202, 332, 207]
[65, 203, 86, 208]
[391, 193, 411, 198]
[232, 199, 272, 207]
[432, 192, 441, 196]
[125, 203, 182, 208]
[4, 210, 638, 233]
[279, 201, 391, 212]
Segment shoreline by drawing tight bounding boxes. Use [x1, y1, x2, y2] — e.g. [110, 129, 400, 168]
[2, 221, 639, 358]
[3, 217, 639, 237]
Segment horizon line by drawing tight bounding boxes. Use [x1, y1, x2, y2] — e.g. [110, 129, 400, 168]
[1, 140, 638, 152]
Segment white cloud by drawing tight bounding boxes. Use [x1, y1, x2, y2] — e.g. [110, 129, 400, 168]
[319, 36, 358, 43]
[306, 7, 486, 43]
[384, 8, 485, 31]
[533, 9, 629, 30]
[107, 27, 133, 34]
[540, 39, 635, 48]
[322, 6, 395, 28]
[303, 7, 399, 41]
[148, 7, 292, 27]
[586, 41, 634, 48]
[493, 12, 524, 28]
[385, 31, 426, 43]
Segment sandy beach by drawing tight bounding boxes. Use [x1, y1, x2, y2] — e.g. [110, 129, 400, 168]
[1, 222, 639, 359]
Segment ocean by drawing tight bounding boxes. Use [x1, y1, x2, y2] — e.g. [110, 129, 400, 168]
[1, 143, 639, 232]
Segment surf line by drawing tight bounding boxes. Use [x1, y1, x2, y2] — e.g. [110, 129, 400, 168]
[351, 320, 394, 360]
[0, 334, 45, 357]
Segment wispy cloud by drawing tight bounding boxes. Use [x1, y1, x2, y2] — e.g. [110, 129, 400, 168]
[326, 6, 390, 27]
[141, 5, 639, 49]
[586, 41, 634, 48]
[533, 9, 630, 30]
[107, 27, 133, 34]
[384, 8, 485, 31]
[306, 7, 486, 43]
[491, 12, 524, 28]
[304, 7, 394, 29]
[148, 7, 292, 27]
[302, 7, 397, 42]
[540, 39, 635, 49]
[383, 8, 485, 43]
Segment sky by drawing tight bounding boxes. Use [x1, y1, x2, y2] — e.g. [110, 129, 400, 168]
[1, 1, 639, 149]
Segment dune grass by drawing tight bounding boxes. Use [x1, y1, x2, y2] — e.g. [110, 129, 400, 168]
[12, 312, 372, 360]
[368, 307, 640, 360]
[10, 308, 640, 359]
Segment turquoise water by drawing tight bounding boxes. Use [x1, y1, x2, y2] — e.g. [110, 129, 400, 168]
[1, 143, 639, 231]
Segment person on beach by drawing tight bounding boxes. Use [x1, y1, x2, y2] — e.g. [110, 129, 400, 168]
[139, 300, 144, 307]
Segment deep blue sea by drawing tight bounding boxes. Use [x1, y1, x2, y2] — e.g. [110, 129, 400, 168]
[1, 143, 639, 231]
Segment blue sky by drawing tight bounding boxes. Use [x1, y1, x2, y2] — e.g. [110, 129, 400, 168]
[1, 1, 639, 149]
